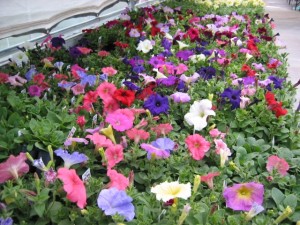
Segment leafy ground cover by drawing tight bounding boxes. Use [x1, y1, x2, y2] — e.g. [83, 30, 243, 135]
[0, 0, 299, 224]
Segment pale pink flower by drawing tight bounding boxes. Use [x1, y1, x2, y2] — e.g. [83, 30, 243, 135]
[96, 82, 117, 100]
[126, 128, 150, 144]
[107, 169, 129, 190]
[170, 92, 191, 103]
[185, 134, 210, 160]
[0, 152, 29, 183]
[86, 133, 113, 148]
[266, 155, 289, 176]
[57, 168, 87, 209]
[151, 123, 173, 137]
[105, 109, 134, 132]
[209, 128, 222, 138]
[7, 74, 27, 86]
[176, 63, 188, 75]
[102, 67, 117, 76]
[71, 84, 85, 95]
[214, 139, 231, 167]
[180, 73, 200, 84]
[64, 137, 88, 147]
[201, 172, 220, 189]
[240, 96, 250, 109]
[105, 144, 124, 169]
[241, 86, 256, 96]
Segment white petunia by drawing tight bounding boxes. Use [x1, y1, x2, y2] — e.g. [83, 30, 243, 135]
[151, 181, 191, 202]
[136, 39, 153, 53]
[184, 99, 216, 131]
[11, 51, 29, 67]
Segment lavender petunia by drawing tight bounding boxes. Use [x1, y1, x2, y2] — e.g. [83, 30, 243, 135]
[152, 138, 175, 152]
[54, 149, 88, 169]
[0, 217, 13, 225]
[97, 188, 135, 221]
[141, 143, 170, 159]
[25, 66, 37, 81]
[170, 92, 191, 103]
[77, 70, 96, 87]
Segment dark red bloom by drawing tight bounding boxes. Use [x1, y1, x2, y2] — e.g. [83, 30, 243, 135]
[105, 20, 119, 28]
[0, 73, 9, 83]
[265, 91, 287, 118]
[113, 88, 135, 107]
[247, 39, 260, 56]
[187, 27, 199, 42]
[114, 41, 129, 49]
[136, 84, 156, 100]
[151, 26, 161, 37]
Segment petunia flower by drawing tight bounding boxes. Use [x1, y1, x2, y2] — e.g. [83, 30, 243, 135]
[137, 39, 153, 53]
[7, 74, 27, 86]
[105, 144, 124, 169]
[0, 152, 29, 183]
[223, 182, 264, 211]
[107, 169, 129, 190]
[201, 172, 220, 189]
[57, 168, 87, 209]
[105, 109, 134, 132]
[143, 94, 169, 116]
[102, 67, 117, 76]
[170, 92, 191, 103]
[185, 134, 210, 160]
[113, 88, 135, 107]
[266, 155, 289, 176]
[151, 181, 191, 202]
[180, 73, 200, 85]
[71, 84, 85, 95]
[221, 88, 241, 109]
[54, 149, 88, 169]
[64, 137, 89, 147]
[184, 99, 216, 131]
[214, 139, 231, 167]
[97, 188, 135, 221]
[151, 123, 173, 137]
[126, 128, 150, 144]
[0, 217, 13, 225]
[10, 51, 29, 67]
[28, 85, 42, 97]
[86, 133, 113, 148]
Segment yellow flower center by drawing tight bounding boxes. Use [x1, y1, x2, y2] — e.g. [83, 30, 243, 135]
[199, 112, 205, 117]
[237, 185, 253, 199]
[170, 186, 182, 196]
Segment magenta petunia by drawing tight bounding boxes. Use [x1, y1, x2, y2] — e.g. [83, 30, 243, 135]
[105, 109, 134, 132]
[223, 182, 264, 211]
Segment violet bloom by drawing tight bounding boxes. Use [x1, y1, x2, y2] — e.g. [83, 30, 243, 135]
[54, 149, 88, 169]
[25, 66, 37, 81]
[176, 50, 194, 61]
[58, 81, 76, 91]
[141, 137, 175, 159]
[243, 77, 255, 86]
[170, 92, 191, 103]
[157, 76, 177, 87]
[143, 94, 169, 116]
[267, 75, 284, 90]
[69, 46, 82, 58]
[221, 88, 241, 109]
[51, 37, 65, 48]
[54, 61, 64, 72]
[223, 182, 264, 211]
[123, 81, 141, 91]
[177, 80, 188, 92]
[161, 38, 172, 50]
[197, 66, 216, 80]
[132, 64, 145, 74]
[97, 188, 135, 221]
[148, 56, 165, 68]
[28, 85, 42, 97]
[0, 217, 13, 225]
[77, 70, 96, 87]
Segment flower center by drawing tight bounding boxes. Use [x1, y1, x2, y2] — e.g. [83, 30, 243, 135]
[199, 112, 205, 117]
[237, 185, 252, 199]
[170, 187, 181, 196]
[155, 101, 161, 107]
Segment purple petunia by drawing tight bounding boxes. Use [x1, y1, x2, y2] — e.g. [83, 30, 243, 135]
[54, 149, 88, 169]
[161, 38, 172, 50]
[221, 88, 241, 109]
[77, 70, 96, 87]
[28, 85, 42, 97]
[0, 217, 13, 225]
[25, 66, 37, 81]
[97, 188, 135, 221]
[132, 64, 145, 74]
[197, 66, 216, 80]
[157, 76, 178, 86]
[141, 137, 175, 159]
[267, 75, 284, 90]
[51, 37, 65, 48]
[143, 94, 169, 116]
[176, 50, 194, 61]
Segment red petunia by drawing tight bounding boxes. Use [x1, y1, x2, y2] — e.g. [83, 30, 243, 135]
[187, 27, 199, 42]
[113, 88, 135, 107]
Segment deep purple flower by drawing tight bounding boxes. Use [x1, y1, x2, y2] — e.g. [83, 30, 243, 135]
[0, 217, 13, 225]
[161, 38, 172, 50]
[28, 85, 42, 97]
[223, 182, 264, 211]
[51, 37, 65, 48]
[123, 81, 141, 91]
[69, 46, 82, 58]
[221, 88, 241, 109]
[197, 66, 216, 80]
[267, 75, 284, 90]
[132, 64, 145, 74]
[54, 149, 88, 169]
[160, 50, 173, 57]
[128, 56, 144, 67]
[148, 56, 165, 68]
[25, 66, 37, 81]
[157, 76, 177, 87]
[176, 50, 194, 61]
[97, 188, 135, 221]
[143, 94, 169, 116]
[177, 80, 188, 92]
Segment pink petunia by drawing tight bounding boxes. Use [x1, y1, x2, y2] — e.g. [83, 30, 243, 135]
[71, 64, 86, 80]
[57, 168, 87, 209]
[176, 63, 188, 75]
[107, 169, 129, 190]
[266, 155, 289, 176]
[77, 47, 92, 55]
[96, 82, 117, 100]
[71, 84, 85, 95]
[201, 172, 220, 189]
[209, 128, 222, 138]
[103, 98, 120, 114]
[126, 128, 150, 144]
[185, 134, 210, 160]
[151, 123, 173, 137]
[105, 144, 124, 169]
[102, 67, 117, 76]
[0, 152, 29, 183]
[86, 133, 113, 149]
[105, 109, 134, 132]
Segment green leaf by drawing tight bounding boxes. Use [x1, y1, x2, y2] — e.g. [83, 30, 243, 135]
[283, 194, 298, 209]
[34, 203, 46, 217]
[58, 219, 73, 225]
[272, 188, 285, 207]
[48, 201, 63, 223]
